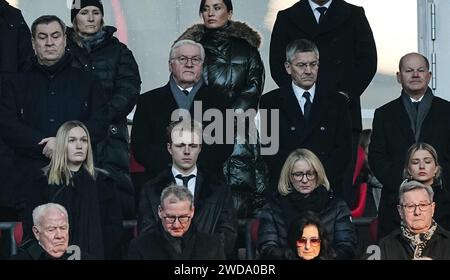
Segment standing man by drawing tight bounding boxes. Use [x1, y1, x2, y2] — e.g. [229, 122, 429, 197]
[369, 53, 450, 239]
[138, 120, 236, 257]
[270, 0, 377, 204]
[0, 0, 34, 221]
[129, 184, 226, 260]
[0, 15, 107, 213]
[131, 39, 232, 183]
[260, 39, 351, 196]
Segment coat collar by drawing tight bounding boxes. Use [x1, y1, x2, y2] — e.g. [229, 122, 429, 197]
[177, 21, 262, 49]
[286, 0, 351, 37]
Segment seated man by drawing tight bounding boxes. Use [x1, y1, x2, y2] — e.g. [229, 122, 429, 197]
[379, 180, 450, 260]
[138, 120, 236, 256]
[128, 184, 225, 260]
[11, 203, 91, 260]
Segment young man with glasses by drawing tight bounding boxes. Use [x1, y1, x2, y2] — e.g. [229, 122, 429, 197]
[378, 180, 450, 260]
[259, 38, 352, 197]
[128, 184, 226, 260]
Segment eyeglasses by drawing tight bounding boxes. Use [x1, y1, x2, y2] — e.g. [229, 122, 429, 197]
[400, 202, 432, 213]
[171, 56, 203, 65]
[296, 237, 321, 247]
[291, 171, 316, 181]
[162, 215, 191, 224]
[289, 61, 319, 71]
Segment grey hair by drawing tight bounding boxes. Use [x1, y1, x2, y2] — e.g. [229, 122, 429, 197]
[285, 39, 319, 63]
[398, 180, 434, 204]
[32, 203, 69, 228]
[169, 39, 205, 61]
[159, 183, 194, 209]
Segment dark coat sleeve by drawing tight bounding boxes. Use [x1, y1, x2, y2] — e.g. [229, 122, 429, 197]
[368, 108, 404, 193]
[214, 182, 238, 256]
[126, 238, 143, 260]
[324, 95, 352, 187]
[330, 200, 358, 259]
[85, 78, 109, 145]
[269, 11, 291, 87]
[232, 46, 265, 111]
[347, 7, 377, 98]
[130, 93, 153, 170]
[105, 43, 141, 122]
[0, 77, 45, 158]
[257, 203, 294, 260]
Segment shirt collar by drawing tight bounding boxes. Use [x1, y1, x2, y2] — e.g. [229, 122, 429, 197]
[171, 166, 198, 178]
[292, 82, 316, 103]
[309, 0, 333, 11]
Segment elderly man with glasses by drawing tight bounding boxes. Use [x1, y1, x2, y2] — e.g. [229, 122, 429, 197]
[128, 184, 226, 260]
[378, 180, 450, 260]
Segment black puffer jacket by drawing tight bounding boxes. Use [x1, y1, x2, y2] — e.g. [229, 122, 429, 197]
[258, 189, 357, 260]
[67, 26, 141, 218]
[177, 21, 264, 111]
[177, 21, 268, 219]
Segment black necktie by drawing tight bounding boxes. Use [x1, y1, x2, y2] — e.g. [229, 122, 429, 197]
[175, 174, 196, 187]
[303, 91, 312, 120]
[413, 101, 420, 111]
[182, 90, 189, 95]
[316, 7, 327, 24]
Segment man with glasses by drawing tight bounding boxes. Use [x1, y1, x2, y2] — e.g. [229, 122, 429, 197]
[137, 120, 236, 258]
[128, 184, 226, 260]
[259, 38, 351, 196]
[378, 180, 450, 260]
[131, 39, 232, 183]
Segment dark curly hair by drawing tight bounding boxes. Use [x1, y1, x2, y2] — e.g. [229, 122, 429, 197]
[287, 211, 336, 260]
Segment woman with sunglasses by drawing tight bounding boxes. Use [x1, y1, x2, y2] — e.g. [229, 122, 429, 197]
[257, 148, 357, 259]
[287, 211, 335, 260]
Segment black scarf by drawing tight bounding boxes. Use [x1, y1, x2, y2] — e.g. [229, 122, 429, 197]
[282, 185, 330, 222]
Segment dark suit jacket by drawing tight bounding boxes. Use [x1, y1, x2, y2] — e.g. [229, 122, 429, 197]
[269, 0, 377, 131]
[138, 168, 237, 255]
[131, 82, 232, 180]
[128, 225, 225, 260]
[259, 83, 352, 196]
[369, 93, 450, 238]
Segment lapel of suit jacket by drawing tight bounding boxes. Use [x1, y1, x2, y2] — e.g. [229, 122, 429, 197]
[392, 97, 415, 141]
[280, 86, 305, 132]
[297, 83, 329, 144]
[319, 0, 351, 34]
[288, 0, 319, 37]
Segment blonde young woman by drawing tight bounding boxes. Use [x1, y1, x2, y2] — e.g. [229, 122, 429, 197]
[257, 149, 357, 259]
[24, 121, 122, 259]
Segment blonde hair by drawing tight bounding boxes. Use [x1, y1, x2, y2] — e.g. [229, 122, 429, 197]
[45, 120, 95, 185]
[278, 148, 330, 196]
[403, 142, 441, 181]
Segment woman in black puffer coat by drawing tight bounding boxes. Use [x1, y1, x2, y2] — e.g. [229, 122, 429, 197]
[176, 0, 267, 220]
[67, 0, 141, 218]
[258, 149, 357, 260]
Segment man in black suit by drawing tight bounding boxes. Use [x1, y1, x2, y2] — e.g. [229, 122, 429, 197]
[137, 120, 237, 257]
[129, 184, 226, 260]
[270, 0, 377, 204]
[260, 39, 351, 197]
[131, 39, 231, 182]
[369, 52, 450, 239]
